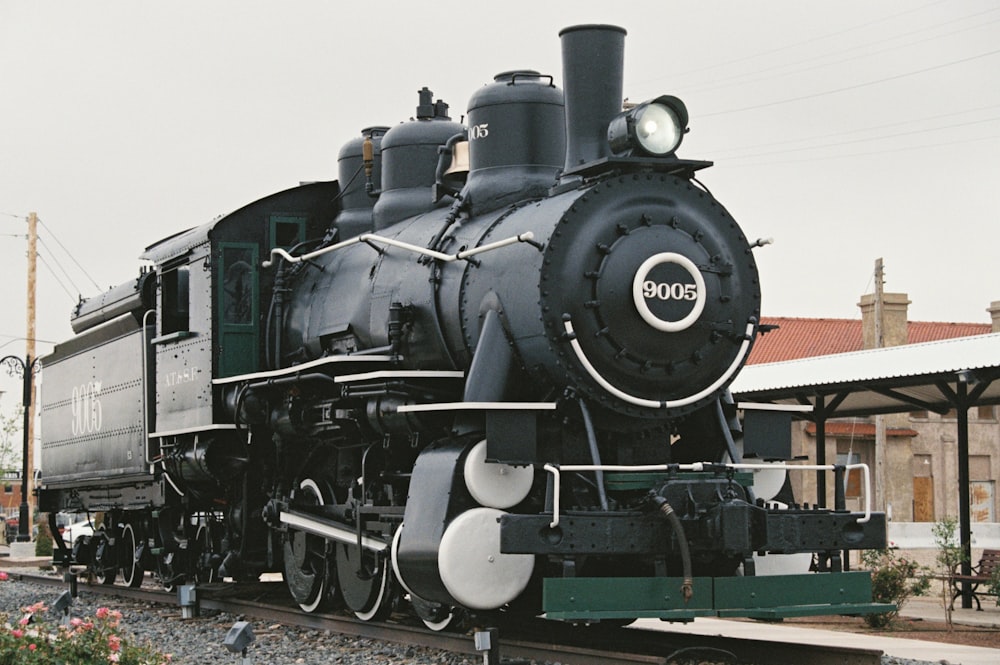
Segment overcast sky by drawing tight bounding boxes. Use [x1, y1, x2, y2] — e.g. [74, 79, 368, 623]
[1, 0, 998, 398]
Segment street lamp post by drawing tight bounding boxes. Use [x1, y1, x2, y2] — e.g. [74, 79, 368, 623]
[2, 353, 40, 542]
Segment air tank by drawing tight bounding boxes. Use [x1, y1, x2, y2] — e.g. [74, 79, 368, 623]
[464, 70, 565, 212]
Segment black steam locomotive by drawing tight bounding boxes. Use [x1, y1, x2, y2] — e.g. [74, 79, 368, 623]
[39, 25, 888, 626]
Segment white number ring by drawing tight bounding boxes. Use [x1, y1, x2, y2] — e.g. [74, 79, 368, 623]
[631, 252, 706, 332]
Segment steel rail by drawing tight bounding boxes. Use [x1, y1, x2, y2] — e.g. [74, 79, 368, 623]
[5, 571, 883, 665]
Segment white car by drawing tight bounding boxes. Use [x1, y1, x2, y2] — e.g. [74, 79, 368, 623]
[61, 520, 95, 543]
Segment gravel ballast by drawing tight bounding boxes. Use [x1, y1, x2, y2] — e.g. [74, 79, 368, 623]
[0, 577, 477, 664]
[0, 575, 946, 665]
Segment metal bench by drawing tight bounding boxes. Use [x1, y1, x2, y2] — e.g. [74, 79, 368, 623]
[950, 548, 1000, 611]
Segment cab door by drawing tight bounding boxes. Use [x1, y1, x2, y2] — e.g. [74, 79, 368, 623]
[217, 242, 259, 378]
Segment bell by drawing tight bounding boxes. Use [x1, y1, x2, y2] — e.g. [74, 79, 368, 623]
[443, 139, 470, 178]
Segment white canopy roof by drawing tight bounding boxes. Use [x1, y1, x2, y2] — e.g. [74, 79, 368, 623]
[732, 333, 1000, 417]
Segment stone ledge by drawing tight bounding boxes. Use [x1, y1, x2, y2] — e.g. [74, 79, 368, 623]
[8, 541, 37, 560]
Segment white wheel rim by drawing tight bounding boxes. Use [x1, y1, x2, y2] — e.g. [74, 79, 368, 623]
[122, 523, 139, 586]
[353, 563, 389, 621]
[294, 478, 327, 613]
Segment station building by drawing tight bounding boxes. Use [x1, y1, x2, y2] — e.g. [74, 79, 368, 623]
[744, 295, 1000, 553]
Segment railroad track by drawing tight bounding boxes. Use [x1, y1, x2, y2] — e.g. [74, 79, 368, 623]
[5, 570, 882, 665]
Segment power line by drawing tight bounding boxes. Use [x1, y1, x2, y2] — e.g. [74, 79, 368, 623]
[0, 336, 57, 352]
[702, 48, 1000, 117]
[37, 235, 84, 296]
[36, 252, 78, 303]
[715, 115, 1000, 161]
[677, 11, 1000, 97]
[708, 103, 1000, 156]
[36, 217, 101, 292]
[715, 132, 1000, 169]
[637, 0, 950, 87]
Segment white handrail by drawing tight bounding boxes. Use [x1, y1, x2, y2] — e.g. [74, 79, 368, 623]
[262, 231, 536, 268]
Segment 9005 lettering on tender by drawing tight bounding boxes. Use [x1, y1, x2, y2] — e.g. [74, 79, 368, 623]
[71, 381, 103, 436]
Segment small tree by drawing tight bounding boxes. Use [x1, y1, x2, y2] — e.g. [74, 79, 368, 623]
[933, 516, 967, 629]
[0, 403, 22, 476]
[861, 548, 930, 628]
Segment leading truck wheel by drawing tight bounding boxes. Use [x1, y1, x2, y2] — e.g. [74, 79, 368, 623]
[391, 526, 463, 632]
[284, 477, 337, 613]
[93, 527, 117, 585]
[120, 522, 145, 588]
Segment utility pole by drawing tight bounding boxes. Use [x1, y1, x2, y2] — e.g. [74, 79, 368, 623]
[25, 212, 37, 539]
[874, 258, 887, 515]
[3, 212, 41, 554]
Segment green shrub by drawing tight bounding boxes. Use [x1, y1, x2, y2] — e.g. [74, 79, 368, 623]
[34, 528, 53, 558]
[861, 548, 930, 628]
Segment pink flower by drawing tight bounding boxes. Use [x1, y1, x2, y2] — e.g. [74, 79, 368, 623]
[70, 617, 84, 627]
[108, 635, 122, 652]
[109, 654, 120, 663]
[11, 629, 23, 638]
[18, 616, 30, 626]
[28, 643, 36, 651]
[96, 607, 110, 619]
[0, 571, 9, 581]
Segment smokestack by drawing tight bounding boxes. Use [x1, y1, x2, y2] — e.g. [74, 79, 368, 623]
[559, 24, 626, 173]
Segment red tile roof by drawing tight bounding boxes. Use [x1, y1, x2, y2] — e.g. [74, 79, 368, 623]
[747, 317, 992, 365]
[803, 422, 918, 438]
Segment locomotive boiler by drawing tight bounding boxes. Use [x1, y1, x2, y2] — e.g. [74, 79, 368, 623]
[38, 25, 889, 626]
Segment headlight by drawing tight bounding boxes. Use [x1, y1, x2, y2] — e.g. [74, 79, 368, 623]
[608, 95, 688, 157]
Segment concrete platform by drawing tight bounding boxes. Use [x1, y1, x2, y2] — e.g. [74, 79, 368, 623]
[0, 542, 51, 566]
[634, 595, 1000, 665]
[902, 594, 1000, 628]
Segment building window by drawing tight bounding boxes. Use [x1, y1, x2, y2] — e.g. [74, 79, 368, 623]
[909, 410, 928, 420]
[835, 451, 862, 499]
[977, 405, 996, 421]
[912, 455, 933, 522]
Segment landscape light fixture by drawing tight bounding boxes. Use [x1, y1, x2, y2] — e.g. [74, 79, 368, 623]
[51, 590, 73, 628]
[223, 620, 255, 665]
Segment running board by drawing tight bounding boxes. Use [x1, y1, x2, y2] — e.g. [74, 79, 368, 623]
[279, 509, 389, 553]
